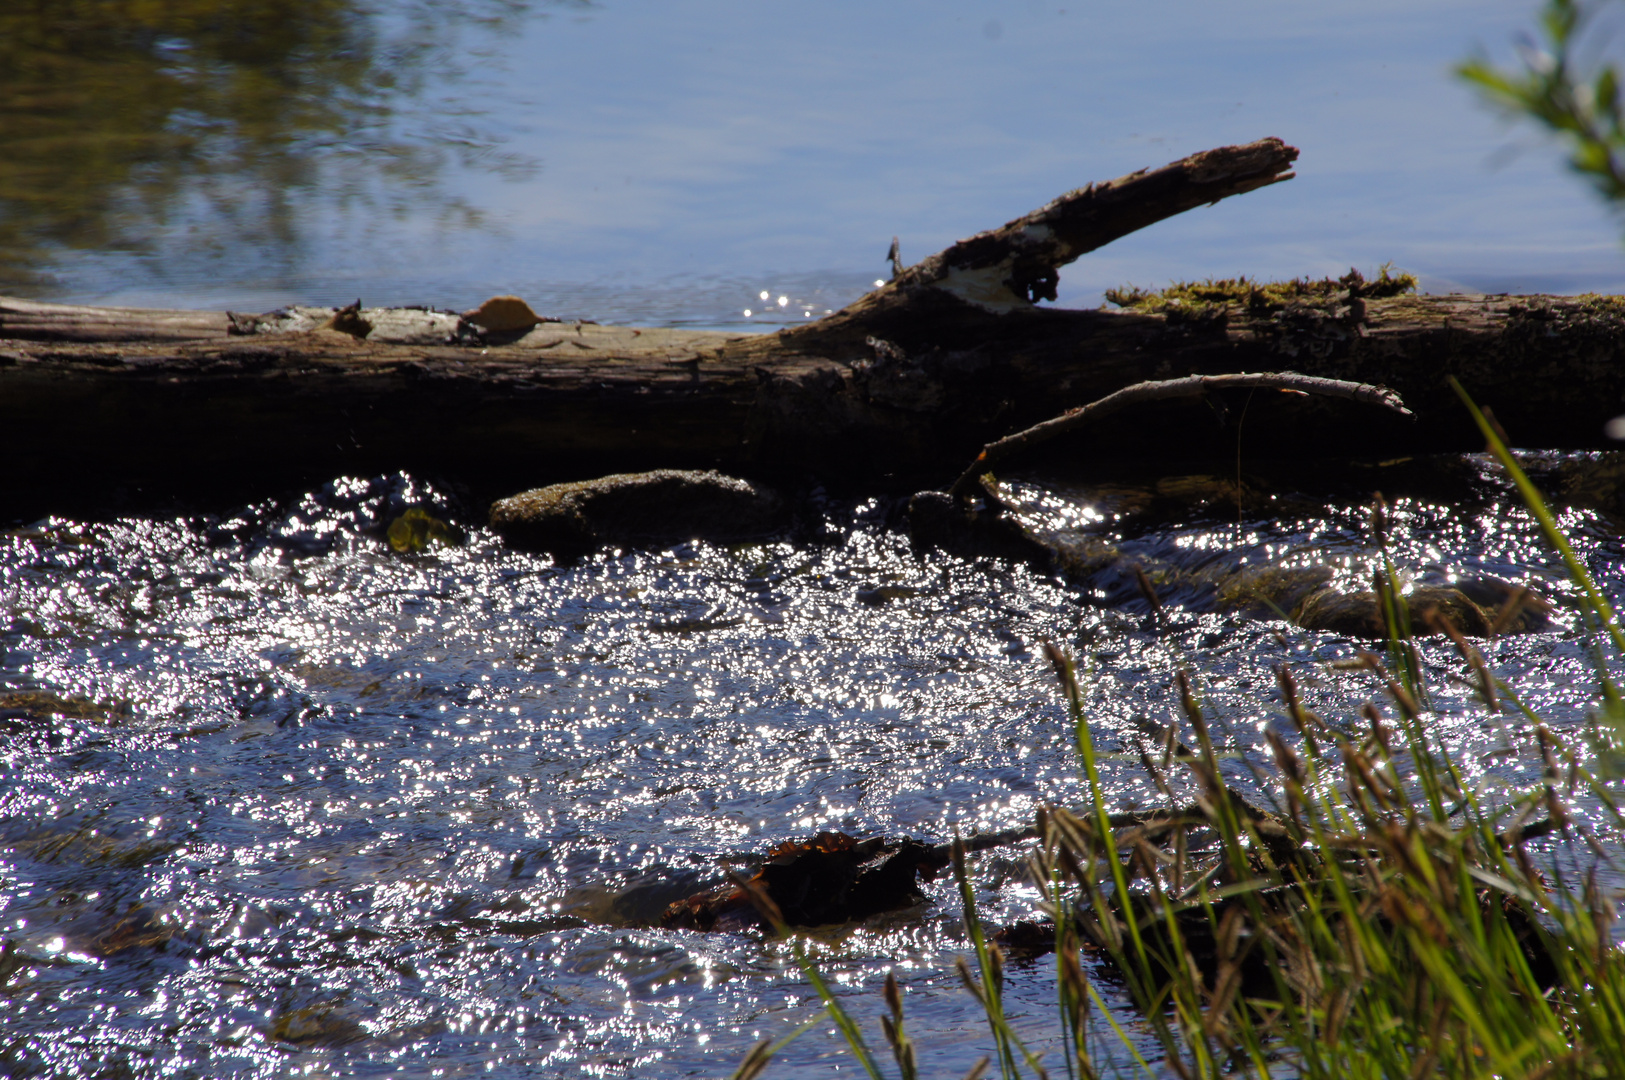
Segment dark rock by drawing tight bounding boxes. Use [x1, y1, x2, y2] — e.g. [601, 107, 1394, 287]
[992, 918, 1059, 956]
[1553, 450, 1625, 516]
[659, 832, 949, 933]
[490, 469, 788, 557]
[907, 490, 1059, 566]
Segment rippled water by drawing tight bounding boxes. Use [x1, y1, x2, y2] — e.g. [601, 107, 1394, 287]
[2, 464, 1621, 1077]
[7, 2, 1624, 1074]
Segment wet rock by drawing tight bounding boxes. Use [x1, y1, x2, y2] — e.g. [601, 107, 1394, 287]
[1552, 450, 1625, 516]
[660, 832, 949, 933]
[1214, 568, 1551, 637]
[1295, 585, 1490, 637]
[490, 469, 788, 557]
[910, 476, 1551, 638]
[907, 490, 1061, 567]
[991, 918, 1059, 956]
[1212, 564, 1337, 620]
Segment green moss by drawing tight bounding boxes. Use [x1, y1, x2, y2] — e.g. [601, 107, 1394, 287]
[1563, 293, 1625, 316]
[386, 507, 459, 553]
[1105, 264, 1418, 315]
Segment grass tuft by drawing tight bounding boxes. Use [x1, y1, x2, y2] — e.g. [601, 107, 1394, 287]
[735, 382, 1625, 1080]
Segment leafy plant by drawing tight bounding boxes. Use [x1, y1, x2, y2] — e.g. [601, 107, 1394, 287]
[1460, 0, 1625, 209]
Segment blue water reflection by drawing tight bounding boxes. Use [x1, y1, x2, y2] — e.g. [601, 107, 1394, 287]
[26, 0, 1625, 323]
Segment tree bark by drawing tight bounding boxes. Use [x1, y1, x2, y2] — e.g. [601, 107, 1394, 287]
[0, 296, 234, 342]
[2, 138, 1622, 519]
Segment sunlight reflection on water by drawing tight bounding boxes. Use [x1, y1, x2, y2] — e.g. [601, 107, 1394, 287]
[1, 466, 1621, 1076]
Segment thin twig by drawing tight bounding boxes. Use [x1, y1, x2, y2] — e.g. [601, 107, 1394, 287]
[947, 372, 1412, 500]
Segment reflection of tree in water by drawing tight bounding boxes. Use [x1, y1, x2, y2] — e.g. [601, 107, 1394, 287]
[0, 0, 553, 293]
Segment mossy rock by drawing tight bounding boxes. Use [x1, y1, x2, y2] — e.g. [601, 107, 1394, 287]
[385, 507, 459, 553]
[1214, 564, 1337, 620]
[1296, 586, 1493, 637]
[490, 469, 788, 557]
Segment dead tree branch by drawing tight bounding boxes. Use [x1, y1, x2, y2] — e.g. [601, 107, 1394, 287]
[793, 137, 1299, 348]
[895, 137, 1300, 308]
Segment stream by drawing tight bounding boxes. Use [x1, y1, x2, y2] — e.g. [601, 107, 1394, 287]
[6, 4, 1625, 1071]
[2, 463, 1621, 1077]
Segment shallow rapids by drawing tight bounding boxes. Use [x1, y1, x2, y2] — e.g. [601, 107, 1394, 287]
[1, 465, 1620, 1078]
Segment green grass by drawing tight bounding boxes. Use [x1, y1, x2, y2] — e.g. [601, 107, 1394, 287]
[734, 384, 1625, 1080]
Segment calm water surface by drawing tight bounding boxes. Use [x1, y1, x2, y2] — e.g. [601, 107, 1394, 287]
[2, 467, 1622, 1077]
[4, 1, 1625, 322]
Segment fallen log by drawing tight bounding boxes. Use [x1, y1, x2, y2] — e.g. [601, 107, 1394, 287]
[2, 137, 1622, 519]
[0, 296, 233, 343]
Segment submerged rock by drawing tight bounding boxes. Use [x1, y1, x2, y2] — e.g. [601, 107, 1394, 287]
[385, 507, 461, 553]
[907, 490, 1058, 565]
[1295, 585, 1484, 637]
[490, 469, 788, 557]
[659, 832, 948, 933]
[908, 485, 1550, 638]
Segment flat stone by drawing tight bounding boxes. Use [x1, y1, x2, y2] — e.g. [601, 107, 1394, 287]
[490, 469, 788, 556]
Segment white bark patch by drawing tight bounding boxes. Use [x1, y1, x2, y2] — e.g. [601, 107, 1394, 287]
[933, 262, 1026, 312]
[929, 223, 1058, 311]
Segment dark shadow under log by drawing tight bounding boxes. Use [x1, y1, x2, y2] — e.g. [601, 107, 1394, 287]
[945, 371, 1412, 499]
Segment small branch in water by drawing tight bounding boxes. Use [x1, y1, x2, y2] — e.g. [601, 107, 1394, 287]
[947, 372, 1412, 501]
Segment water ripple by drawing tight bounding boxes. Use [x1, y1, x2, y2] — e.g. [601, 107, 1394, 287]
[2, 467, 1621, 1077]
